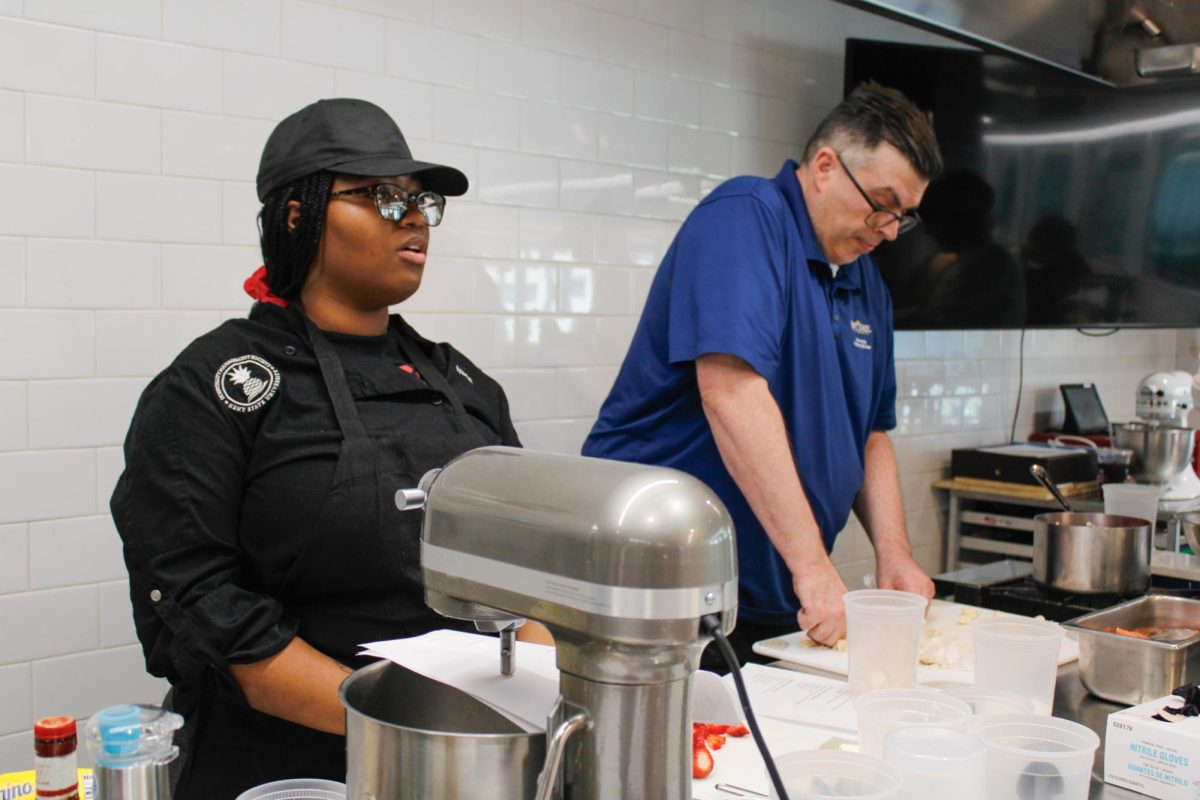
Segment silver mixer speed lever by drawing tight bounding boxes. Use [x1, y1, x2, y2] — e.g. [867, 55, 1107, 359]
[395, 488, 426, 511]
[395, 468, 444, 511]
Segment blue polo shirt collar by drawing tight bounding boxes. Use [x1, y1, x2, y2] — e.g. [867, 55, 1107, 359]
[772, 160, 864, 293]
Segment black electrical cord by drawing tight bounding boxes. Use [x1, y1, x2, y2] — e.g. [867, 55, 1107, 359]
[700, 614, 791, 800]
[1008, 326, 1122, 442]
[1009, 327, 1026, 443]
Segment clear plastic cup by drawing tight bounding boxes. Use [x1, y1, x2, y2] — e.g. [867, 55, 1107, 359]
[768, 750, 904, 800]
[235, 779, 347, 800]
[853, 687, 974, 758]
[843, 589, 928, 693]
[972, 618, 1063, 715]
[1102, 482, 1161, 529]
[1096, 448, 1134, 484]
[882, 726, 987, 800]
[943, 685, 1036, 716]
[967, 714, 1100, 800]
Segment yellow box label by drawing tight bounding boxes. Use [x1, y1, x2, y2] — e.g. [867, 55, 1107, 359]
[0, 769, 95, 800]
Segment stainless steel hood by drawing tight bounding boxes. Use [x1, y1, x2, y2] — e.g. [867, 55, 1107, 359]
[832, 0, 1200, 86]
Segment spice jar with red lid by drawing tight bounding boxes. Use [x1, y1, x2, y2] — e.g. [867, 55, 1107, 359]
[34, 715, 81, 800]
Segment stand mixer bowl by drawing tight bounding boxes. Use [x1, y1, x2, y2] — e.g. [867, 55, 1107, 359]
[1183, 512, 1200, 555]
[1111, 421, 1195, 485]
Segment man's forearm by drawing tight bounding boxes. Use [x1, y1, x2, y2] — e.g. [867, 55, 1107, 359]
[855, 430, 935, 597]
[853, 431, 912, 556]
[697, 354, 828, 572]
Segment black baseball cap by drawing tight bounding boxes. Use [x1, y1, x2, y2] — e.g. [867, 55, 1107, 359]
[256, 98, 469, 202]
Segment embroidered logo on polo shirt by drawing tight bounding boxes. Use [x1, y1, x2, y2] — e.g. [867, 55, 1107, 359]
[214, 355, 280, 412]
[851, 319, 873, 351]
[455, 364, 474, 384]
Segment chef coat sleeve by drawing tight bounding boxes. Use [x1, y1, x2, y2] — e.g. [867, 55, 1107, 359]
[110, 365, 299, 699]
[665, 192, 788, 379]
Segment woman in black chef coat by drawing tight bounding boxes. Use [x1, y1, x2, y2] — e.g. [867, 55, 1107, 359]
[110, 98, 532, 799]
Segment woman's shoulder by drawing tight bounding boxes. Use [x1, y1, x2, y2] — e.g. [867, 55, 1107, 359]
[137, 309, 301, 419]
[169, 307, 298, 375]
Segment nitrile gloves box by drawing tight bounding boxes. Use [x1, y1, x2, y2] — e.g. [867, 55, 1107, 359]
[1105, 696, 1200, 799]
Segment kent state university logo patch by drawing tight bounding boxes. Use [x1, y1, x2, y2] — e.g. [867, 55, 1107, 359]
[851, 319, 873, 351]
[214, 355, 280, 412]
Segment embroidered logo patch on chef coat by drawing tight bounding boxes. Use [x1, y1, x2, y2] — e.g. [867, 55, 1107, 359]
[214, 355, 280, 412]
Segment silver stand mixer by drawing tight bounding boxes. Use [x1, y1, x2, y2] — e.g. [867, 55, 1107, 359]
[391, 446, 738, 800]
[1113, 370, 1200, 500]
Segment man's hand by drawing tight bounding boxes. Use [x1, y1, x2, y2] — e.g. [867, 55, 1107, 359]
[794, 559, 849, 646]
[876, 550, 934, 599]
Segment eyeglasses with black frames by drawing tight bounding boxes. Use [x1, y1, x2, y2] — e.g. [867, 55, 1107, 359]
[835, 153, 920, 235]
[330, 183, 446, 227]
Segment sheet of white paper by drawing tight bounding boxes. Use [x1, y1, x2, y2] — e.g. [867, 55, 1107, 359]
[360, 629, 559, 733]
[691, 669, 742, 725]
[728, 663, 859, 733]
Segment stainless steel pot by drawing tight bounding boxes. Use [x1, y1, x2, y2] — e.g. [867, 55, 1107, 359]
[340, 660, 545, 800]
[1032, 512, 1152, 596]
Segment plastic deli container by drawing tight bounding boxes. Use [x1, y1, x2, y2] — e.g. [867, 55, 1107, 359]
[843, 589, 928, 693]
[972, 618, 1063, 715]
[234, 779, 347, 800]
[967, 714, 1100, 800]
[1101, 482, 1161, 529]
[882, 726, 986, 800]
[853, 687, 974, 758]
[943, 685, 1037, 716]
[768, 750, 903, 800]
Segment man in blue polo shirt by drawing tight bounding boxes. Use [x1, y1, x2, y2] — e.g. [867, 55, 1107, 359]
[583, 83, 941, 667]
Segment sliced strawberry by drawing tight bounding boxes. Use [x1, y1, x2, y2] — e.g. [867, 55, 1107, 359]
[726, 723, 750, 737]
[692, 742, 714, 779]
[704, 723, 730, 735]
[705, 733, 726, 751]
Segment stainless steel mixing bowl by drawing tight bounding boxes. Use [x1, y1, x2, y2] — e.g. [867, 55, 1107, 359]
[1111, 421, 1195, 484]
[1182, 511, 1200, 554]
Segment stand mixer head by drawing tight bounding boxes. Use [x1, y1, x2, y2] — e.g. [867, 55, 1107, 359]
[1136, 370, 1195, 427]
[403, 446, 738, 800]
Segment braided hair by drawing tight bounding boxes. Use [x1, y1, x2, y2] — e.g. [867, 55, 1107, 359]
[257, 170, 335, 300]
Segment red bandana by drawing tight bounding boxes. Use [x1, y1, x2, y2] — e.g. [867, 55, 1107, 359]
[243, 265, 289, 307]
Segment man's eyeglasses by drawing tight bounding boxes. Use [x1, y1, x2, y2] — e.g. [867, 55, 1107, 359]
[836, 153, 920, 235]
[330, 183, 446, 227]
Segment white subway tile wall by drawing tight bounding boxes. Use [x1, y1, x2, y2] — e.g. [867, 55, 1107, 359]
[0, 384, 26, 453]
[0, 0, 1191, 766]
[0, 663, 30, 770]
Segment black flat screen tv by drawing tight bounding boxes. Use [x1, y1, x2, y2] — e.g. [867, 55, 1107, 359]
[845, 39, 1200, 330]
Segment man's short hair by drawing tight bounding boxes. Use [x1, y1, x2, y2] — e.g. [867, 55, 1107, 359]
[803, 82, 942, 181]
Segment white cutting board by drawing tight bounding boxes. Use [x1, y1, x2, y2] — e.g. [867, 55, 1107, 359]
[750, 599, 1078, 686]
[691, 717, 855, 800]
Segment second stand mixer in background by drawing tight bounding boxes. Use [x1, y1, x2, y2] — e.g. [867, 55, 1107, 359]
[1112, 370, 1200, 501]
